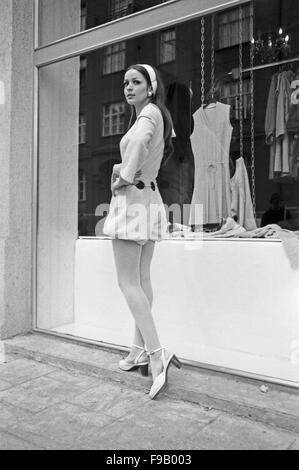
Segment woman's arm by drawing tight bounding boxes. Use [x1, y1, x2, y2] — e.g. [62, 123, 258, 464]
[111, 175, 130, 196]
[111, 171, 142, 196]
[120, 108, 159, 183]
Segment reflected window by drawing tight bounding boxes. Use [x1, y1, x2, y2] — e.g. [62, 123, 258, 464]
[79, 113, 87, 144]
[103, 42, 126, 75]
[159, 28, 176, 64]
[79, 169, 87, 202]
[102, 102, 125, 136]
[221, 79, 251, 120]
[80, 0, 87, 31]
[218, 5, 251, 48]
[80, 56, 87, 88]
[111, 0, 134, 20]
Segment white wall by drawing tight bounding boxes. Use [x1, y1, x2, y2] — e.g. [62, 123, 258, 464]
[37, 58, 80, 329]
[36, 1, 81, 329]
[72, 238, 299, 387]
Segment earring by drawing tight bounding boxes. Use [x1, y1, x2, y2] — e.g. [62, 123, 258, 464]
[148, 91, 153, 97]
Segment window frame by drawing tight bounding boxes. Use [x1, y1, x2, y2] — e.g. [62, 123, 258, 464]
[80, 0, 87, 32]
[78, 169, 87, 202]
[102, 102, 125, 137]
[217, 4, 251, 50]
[111, 0, 134, 20]
[220, 77, 251, 121]
[159, 27, 176, 64]
[80, 56, 87, 88]
[79, 113, 87, 144]
[102, 41, 126, 76]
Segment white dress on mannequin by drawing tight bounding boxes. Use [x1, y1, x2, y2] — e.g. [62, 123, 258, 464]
[189, 102, 233, 225]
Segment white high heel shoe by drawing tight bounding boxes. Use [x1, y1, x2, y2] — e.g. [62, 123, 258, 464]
[148, 347, 182, 399]
[118, 344, 149, 377]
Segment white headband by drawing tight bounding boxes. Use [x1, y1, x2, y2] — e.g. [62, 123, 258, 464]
[138, 64, 158, 96]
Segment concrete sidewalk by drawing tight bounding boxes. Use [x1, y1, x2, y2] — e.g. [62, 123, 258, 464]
[0, 333, 298, 450]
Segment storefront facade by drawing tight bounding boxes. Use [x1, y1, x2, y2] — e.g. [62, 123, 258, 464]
[1, 0, 299, 387]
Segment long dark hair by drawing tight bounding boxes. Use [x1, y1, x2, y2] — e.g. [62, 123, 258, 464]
[125, 64, 174, 160]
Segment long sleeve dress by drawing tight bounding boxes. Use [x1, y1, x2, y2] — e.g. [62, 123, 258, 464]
[103, 103, 168, 245]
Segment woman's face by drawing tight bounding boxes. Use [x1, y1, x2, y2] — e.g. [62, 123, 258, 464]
[123, 68, 151, 109]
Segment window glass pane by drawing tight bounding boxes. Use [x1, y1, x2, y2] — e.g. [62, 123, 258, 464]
[37, 1, 299, 330]
[160, 29, 176, 63]
[38, 0, 173, 47]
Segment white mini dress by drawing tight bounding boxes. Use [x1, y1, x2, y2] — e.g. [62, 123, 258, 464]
[103, 103, 168, 245]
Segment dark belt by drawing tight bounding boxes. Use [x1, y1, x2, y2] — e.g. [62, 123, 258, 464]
[135, 181, 156, 191]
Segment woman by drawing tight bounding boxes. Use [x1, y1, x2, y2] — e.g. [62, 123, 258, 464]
[103, 64, 181, 399]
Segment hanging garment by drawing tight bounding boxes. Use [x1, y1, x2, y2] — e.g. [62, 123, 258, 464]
[265, 70, 295, 179]
[230, 157, 257, 231]
[286, 101, 299, 177]
[189, 102, 232, 225]
[265, 72, 279, 144]
[276, 71, 294, 138]
[274, 70, 294, 175]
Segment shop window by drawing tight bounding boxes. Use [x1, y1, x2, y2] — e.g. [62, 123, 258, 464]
[79, 113, 87, 144]
[159, 29, 176, 64]
[102, 102, 125, 136]
[111, 0, 134, 20]
[80, 0, 87, 31]
[79, 169, 87, 202]
[221, 79, 251, 120]
[80, 56, 87, 88]
[218, 5, 251, 48]
[38, 1, 299, 249]
[103, 42, 126, 75]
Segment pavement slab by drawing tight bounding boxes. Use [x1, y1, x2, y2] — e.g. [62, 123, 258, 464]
[0, 357, 56, 385]
[0, 401, 34, 430]
[92, 398, 220, 450]
[0, 374, 100, 414]
[66, 380, 149, 418]
[0, 431, 45, 450]
[0, 379, 13, 392]
[193, 414, 297, 450]
[289, 438, 299, 450]
[0, 353, 19, 364]
[7, 401, 122, 450]
[45, 368, 102, 389]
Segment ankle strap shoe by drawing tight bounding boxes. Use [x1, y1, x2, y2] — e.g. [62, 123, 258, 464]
[118, 344, 149, 376]
[148, 347, 182, 399]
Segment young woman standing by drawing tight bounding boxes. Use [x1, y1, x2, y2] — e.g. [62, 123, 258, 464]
[103, 64, 181, 399]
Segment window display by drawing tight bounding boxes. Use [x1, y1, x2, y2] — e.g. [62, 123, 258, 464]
[75, 0, 299, 238]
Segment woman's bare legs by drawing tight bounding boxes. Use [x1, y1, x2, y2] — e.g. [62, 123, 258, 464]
[138, 240, 165, 378]
[112, 239, 161, 366]
[131, 240, 155, 352]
